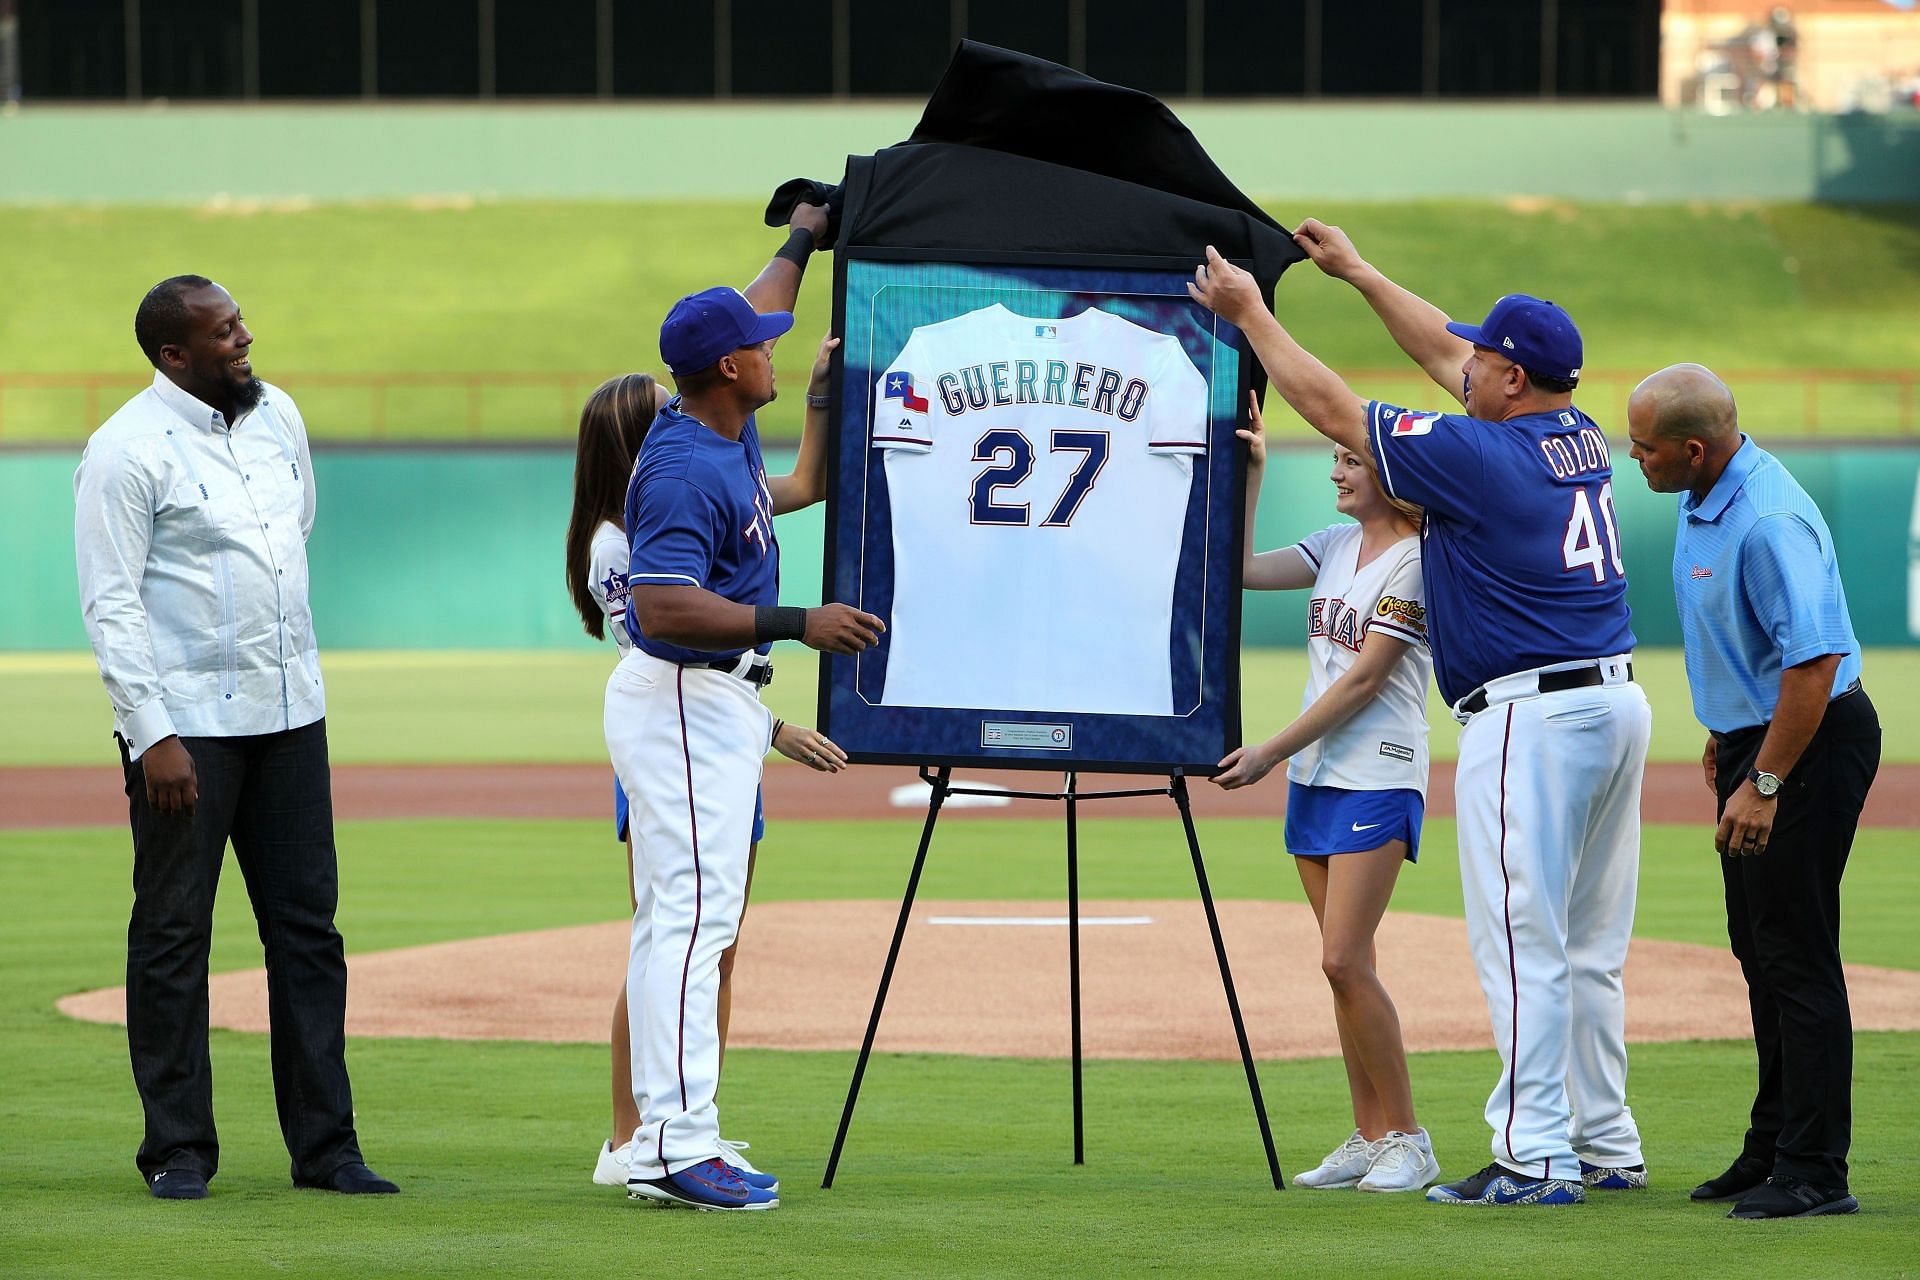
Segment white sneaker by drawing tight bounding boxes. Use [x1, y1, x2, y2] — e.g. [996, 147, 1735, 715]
[1293, 1130, 1379, 1189]
[594, 1139, 635, 1187]
[1357, 1128, 1441, 1193]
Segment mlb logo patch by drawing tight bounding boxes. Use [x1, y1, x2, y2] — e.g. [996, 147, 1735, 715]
[884, 371, 928, 413]
[1034, 324, 1058, 339]
[1391, 412, 1438, 437]
[1559, 411, 1577, 427]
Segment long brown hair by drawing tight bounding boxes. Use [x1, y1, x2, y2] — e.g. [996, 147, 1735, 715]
[565, 373, 659, 638]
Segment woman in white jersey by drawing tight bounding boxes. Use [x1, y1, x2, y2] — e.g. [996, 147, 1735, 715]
[564, 338, 846, 1189]
[1212, 394, 1439, 1194]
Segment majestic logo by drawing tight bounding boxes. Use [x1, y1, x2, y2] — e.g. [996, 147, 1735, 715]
[1391, 412, 1437, 437]
[1378, 742, 1416, 763]
[1691, 565, 1714, 579]
[884, 371, 929, 413]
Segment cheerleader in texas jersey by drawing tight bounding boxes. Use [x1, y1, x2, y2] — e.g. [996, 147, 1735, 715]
[1212, 392, 1441, 1194]
[564, 333, 848, 1188]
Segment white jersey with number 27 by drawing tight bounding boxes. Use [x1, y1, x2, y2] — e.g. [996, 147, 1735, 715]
[870, 304, 1208, 716]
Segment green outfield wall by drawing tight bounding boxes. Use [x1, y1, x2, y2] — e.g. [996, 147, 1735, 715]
[4, 103, 1918, 204]
[7, 444, 1917, 653]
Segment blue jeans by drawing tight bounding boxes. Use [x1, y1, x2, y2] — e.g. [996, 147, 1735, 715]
[118, 718, 363, 1185]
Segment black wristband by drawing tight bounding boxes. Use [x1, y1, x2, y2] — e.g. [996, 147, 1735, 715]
[755, 605, 807, 643]
[774, 225, 814, 267]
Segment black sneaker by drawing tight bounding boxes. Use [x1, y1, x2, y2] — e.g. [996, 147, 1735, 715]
[148, 1169, 208, 1200]
[1690, 1154, 1772, 1202]
[1727, 1175, 1858, 1219]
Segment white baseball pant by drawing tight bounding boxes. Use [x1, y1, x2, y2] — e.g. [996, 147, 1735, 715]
[604, 647, 770, 1180]
[1452, 659, 1650, 1180]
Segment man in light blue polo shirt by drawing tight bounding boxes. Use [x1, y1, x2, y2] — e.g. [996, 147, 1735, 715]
[1627, 363, 1881, 1221]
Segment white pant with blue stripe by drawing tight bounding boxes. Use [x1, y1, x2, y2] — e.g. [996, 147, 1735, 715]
[1453, 670, 1650, 1181]
[605, 648, 770, 1180]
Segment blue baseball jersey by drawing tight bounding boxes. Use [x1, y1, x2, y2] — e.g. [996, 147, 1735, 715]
[1366, 400, 1636, 705]
[623, 399, 780, 665]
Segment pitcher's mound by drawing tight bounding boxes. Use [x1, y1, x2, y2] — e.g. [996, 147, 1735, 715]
[57, 899, 1920, 1059]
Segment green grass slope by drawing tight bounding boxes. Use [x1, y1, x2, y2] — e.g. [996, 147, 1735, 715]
[1, 816, 1915, 1277]
[3, 200, 1916, 442]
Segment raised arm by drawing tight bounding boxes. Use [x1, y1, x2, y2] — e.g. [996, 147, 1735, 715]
[1292, 219, 1470, 408]
[1189, 246, 1369, 459]
[768, 333, 837, 515]
[741, 203, 830, 315]
[1237, 391, 1315, 591]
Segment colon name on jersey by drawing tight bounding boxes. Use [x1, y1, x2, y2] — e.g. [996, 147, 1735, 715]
[871, 303, 1209, 716]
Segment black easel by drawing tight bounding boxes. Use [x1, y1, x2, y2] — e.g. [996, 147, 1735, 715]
[820, 765, 1283, 1190]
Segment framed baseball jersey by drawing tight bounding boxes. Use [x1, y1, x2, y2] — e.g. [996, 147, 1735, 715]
[819, 250, 1251, 773]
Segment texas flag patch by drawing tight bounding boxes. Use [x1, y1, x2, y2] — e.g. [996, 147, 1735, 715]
[884, 371, 929, 413]
[1391, 412, 1438, 437]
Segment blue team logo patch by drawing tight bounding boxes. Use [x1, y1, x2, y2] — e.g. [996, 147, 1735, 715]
[884, 371, 929, 413]
[1391, 412, 1438, 437]
[599, 566, 630, 609]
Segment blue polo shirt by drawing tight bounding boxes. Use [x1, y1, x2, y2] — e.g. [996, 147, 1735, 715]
[1672, 437, 1860, 734]
[623, 399, 780, 665]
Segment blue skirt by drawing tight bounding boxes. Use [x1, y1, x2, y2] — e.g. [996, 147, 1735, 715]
[1284, 781, 1424, 863]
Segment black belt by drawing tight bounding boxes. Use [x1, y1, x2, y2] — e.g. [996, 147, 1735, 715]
[699, 656, 774, 689]
[1459, 661, 1633, 717]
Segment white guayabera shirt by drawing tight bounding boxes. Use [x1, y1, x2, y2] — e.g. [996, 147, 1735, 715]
[74, 371, 323, 760]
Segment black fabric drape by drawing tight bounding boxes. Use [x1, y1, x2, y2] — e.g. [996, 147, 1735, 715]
[770, 40, 1304, 309]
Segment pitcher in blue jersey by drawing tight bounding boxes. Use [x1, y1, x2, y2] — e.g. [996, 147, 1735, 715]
[1191, 225, 1652, 1208]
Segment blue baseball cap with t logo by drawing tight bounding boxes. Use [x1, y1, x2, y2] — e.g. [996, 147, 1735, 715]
[659, 286, 794, 377]
[1445, 294, 1582, 384]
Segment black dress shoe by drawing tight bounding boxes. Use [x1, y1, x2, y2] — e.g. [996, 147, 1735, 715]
[1691, 1155, 1772, 1202]
[298, 1162, 400, 1194]
[148, 1169, 209, 1200]
[1727, 1175, 1858, 1219]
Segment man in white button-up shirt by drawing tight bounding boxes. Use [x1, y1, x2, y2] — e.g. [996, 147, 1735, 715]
[74, 276, 396, 1201]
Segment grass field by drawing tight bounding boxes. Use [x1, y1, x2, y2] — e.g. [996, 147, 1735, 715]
[7, 647, 1920, 769]
[3, 199, 1917, 442]
[2, 812, 1916, 1279]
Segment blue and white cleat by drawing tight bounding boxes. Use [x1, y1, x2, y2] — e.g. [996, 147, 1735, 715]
[1580, 1160, 1648, 1191]
[1426, 1162, 1584, 1206]
[629, 1157, 779, 1211]
[718, 1138, 779, 1193]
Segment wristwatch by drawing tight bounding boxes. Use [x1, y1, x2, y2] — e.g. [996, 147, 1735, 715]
[1747, 767, 1783, 797]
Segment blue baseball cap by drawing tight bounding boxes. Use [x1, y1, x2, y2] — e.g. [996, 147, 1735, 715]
[1445, 294, 1582, 384]
[659, 286, 794, 377]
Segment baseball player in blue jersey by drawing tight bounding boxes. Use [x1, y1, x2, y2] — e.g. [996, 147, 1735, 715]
[1192, 226, 1651, 1208]
[567, 340, 845, 1194]
[605, 285, 883, 1212]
